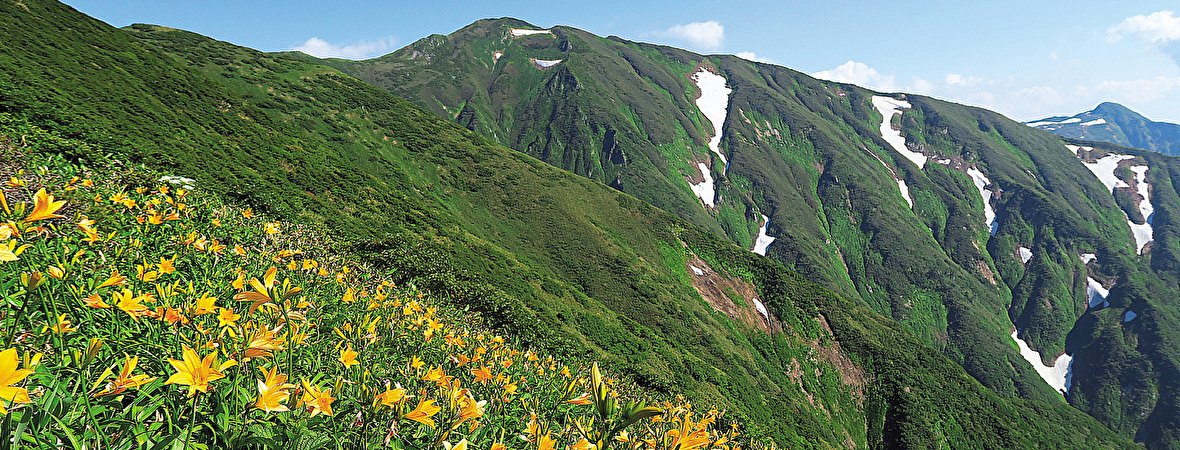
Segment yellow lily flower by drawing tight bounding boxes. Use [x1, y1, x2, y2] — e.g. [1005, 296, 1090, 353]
[299, 379, 335, 417]
[338, 345, 359, 368]
[164, 345, 235, 397]
[403, 397, 440, 427]
[217, 307, 240, 328]
[42, 313, 76, 334]
[24, 188, 65, 222]
[0, 348, 34, 414]
[254, 366, 295, 413]
[373, 385, 407, 409]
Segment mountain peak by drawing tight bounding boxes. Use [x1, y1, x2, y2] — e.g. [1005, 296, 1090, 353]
[1027, 101, 1180, 155]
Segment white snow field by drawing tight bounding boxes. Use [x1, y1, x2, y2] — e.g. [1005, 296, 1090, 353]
[532, 59, 562, 68]
[1087, 278, 1110, 309]
[1011, 330, 1073, 394]
[871, 96, 925, 168]
[1081, 118, 1108, 126]
[752, 298, 769, 320]
[692, 69, 732, 172]
[1128, 165, 1153, 254]
[510, 28, 551, 37]
[689, 162, 716, 207]
[1124, 310, 1138, 323]
[967, 167, 998, 235]
[1019, 247, 1033, 263]
[752, 214, 776, 256]
[1026, 117, 1082, 127]
[493, 51, 503, 63]
[1065, 144, 1084, 155]
[897, 180, 914, 208]
[691, 265, 704, 276]
[1080, 253, 1097, 265]
[1083, 153, 1134, 192]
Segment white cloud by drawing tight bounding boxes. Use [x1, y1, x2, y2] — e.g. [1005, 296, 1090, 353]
[910, 77, 936, 94]
[659, 21, 725, 50]
[1108, 10, 1180, 43]
[292, 36, 397, 60]
[946, 73, 988, 87]
[1078, 76, 1180, 103]
[812, 61, 897, 91]
[734, 51, 773, 63]
[1050, 52, 1058, 60]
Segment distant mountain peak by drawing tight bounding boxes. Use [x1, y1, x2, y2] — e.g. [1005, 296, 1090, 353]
[1026, 102, 1180, 155]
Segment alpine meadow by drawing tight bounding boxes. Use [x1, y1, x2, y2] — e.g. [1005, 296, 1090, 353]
[0, 1, 1179, 449]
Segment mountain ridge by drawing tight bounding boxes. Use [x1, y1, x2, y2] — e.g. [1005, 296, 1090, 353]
[0, 2, 1166, 447]
[301, 16, 1180, 448]
[1026, 102, 1180, 156]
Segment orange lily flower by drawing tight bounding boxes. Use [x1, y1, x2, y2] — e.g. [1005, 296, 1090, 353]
[94, 354, 157, 397]
[338, 345, 359, 368]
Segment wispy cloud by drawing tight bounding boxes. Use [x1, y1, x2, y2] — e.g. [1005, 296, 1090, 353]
[734, 52, 773, 63]
[1108, 11, 1180, 67]
[812, 61, 898, 92]
[655, 21, 725, 51]
[291, 37, 397, 59]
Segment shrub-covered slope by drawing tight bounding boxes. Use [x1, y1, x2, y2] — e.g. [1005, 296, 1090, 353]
[0, 1, 1147, 448]
[311, 18, 1180, 448]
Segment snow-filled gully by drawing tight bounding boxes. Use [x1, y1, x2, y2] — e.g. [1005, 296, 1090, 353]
[688, 68, 731, 207]
[967, 167, 999, 236]
[1012, 330, 1073, 394]
[1073, 144, 1154, 254]
[869, 96, 917, 209]
[752, 214, 775, 256]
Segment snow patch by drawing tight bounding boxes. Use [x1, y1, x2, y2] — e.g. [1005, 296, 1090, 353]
[1080, 253, 1097, 265]
[967, 167, 998, 235]
[752, 298, 769, 320]
[897, 180, 914, 208]
[691, 69, 732, 173]
[1124, 310, 1138, 323]
[1027, 117, 1082, 127]
[1019, 246, 1033, 263]
[1082, 118, 1108, 126]
[159, 175, 195, 190]
[510, 28, 551, 37]
[1011, 330, 1073, 394]
[1087, 277, 1110, 309]
[532, 59, 562, 68]
[690, 265, 704, 276]
[752, 214, 776, 256]
[689, 162, 716, 207]
[864, 141, 913, 209]
[937, 158, 952, 165]
[1082, 153, 1134, 192]
[493, 51, 503, 63]
[871, 96, 925, 168]
[1128, 165, 1153, 254]
[1065, 144, 1081, 155]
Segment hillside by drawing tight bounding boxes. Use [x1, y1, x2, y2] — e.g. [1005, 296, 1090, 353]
[0, 1, 1154, 448]
[304, 18, 1180, 448]
[1026, 102, 1180, 156]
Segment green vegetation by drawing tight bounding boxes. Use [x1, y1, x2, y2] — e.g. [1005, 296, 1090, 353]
[0, 1, 1166, 448]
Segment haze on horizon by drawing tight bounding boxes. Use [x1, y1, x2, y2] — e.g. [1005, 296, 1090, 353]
[62, 0, 1180, 124]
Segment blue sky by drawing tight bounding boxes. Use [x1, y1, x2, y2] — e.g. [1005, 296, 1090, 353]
[63, 0, 1180, 123]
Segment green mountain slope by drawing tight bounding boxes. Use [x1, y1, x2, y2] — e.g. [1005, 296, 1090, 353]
[1027, 102, 1180, 156]
[307, 18, 1180, 448]
[0, 1, 1149, 448]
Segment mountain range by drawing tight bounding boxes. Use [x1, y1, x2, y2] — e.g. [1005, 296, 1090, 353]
[3, 1, 1180, 448]
[1026, 102, 1180, 156]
